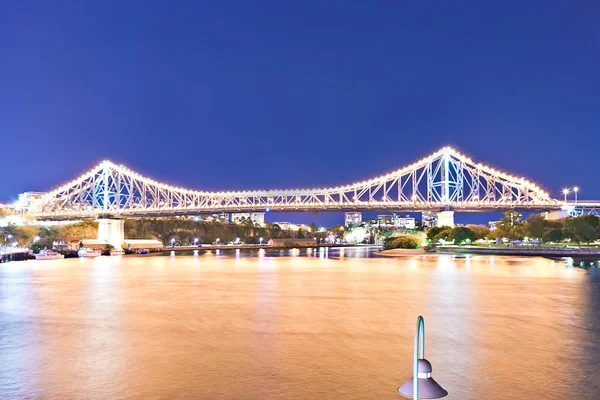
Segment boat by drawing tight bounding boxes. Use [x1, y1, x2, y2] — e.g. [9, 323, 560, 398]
[35, 249, 65, 260]
[110, 248, 125, 256]
[77, 248, 103, 258]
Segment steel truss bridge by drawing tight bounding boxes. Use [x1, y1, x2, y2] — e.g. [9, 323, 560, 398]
[21, 146, 578, 221]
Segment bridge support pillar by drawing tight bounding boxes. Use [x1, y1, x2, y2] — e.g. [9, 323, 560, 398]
[437, 211, 455, 227]
[97, 219, 125, 249]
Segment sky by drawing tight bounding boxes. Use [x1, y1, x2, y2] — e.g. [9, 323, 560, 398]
[1, 1, 599, 226]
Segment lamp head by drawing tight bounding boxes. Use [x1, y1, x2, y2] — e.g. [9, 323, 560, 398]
[398, 359, 448, 399]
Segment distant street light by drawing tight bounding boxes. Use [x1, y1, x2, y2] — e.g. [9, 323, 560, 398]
[259, 237, 264, 245]
[193, 237, 199, 246]
[562, 188, 569, 203]
[574, 187, 579, 204]
[170, 238, 175, 247]
[398, 316, 448, 399]
[34, 236, 40, 243]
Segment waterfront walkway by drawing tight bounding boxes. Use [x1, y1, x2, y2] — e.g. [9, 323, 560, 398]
[437, 245, 600, 258]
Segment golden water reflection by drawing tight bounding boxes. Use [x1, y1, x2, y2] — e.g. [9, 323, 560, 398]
[0, 253, 599, 399]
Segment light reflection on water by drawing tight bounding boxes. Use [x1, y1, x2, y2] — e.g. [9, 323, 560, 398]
[1, 250, 600, 399]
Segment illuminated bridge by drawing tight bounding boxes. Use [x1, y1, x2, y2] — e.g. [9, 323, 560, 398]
[22, 146, 565, 219]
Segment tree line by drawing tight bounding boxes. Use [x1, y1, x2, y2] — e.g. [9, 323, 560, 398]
[425, 211, 600, 246]
[1, 217, 321, 249]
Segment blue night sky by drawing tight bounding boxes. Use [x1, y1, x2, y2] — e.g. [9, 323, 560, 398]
[1, 1, 599, 226]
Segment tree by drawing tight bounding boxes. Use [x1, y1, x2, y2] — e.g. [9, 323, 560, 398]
[12, 225, 40, 247]
[580, 215, 600, 229]
[542, 228, 562, 243]
[0, 208, 14, 218]
[310, 222, 317, 232]
[466, 224, 491, 240]
[524, 215, 546, 239]
[384, 235, 420, 250]
[426, 226, 452, 242]
[563, 217, 598, 246]
[448, 227, 475, 245]
[495, 211, 525, 240]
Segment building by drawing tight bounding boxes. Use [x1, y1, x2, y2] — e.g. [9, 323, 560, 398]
[421, 212, 437, 228]
[230, 212, 265, 226]
[377, 215, 394, 226]
[543, 210, 568, 220]
[489, 221, 498, 232]
[394, 215, 416, 229]
[345, 212, 362, 226]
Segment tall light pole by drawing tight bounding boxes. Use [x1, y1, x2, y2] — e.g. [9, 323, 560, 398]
[562, 188, 569, 203]
[398, 316, 447, 399]
[574, 187, 579, 204]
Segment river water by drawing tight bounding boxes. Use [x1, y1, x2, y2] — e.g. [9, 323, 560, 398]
[1, 248, 599, 399]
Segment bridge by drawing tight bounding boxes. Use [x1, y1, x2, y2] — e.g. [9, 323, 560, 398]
[10, 146, 598, 248]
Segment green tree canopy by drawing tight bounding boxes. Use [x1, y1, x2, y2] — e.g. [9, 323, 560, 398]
[426, 225, 452, 242]
[524, 215, 546, 239]
[542, 228, 562, 243]
[495, 211, 525, 240]
[580, 215, 600, 228]
[466, 224, 491, 240]
[448, 226, 475, 244]
[384, 235, 420, 250]
[563, 217, 598, 246]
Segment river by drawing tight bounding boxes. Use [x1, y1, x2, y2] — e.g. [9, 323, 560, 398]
[1, 248, 599, 399]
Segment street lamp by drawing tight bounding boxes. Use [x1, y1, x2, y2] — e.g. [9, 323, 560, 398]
[398, 316, 447, 399]
[259, 237, 264, 245]
[193, 237, 199, 246]
[562, 188, 569, 203]
[34, 236, 40, 243]
[573, 187, 579, 204]
[170, 238, 175, 247]
[235, 237, 240, 244]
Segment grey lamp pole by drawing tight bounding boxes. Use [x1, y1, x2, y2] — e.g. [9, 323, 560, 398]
[398, 316, 447, 399]
[413, 316, 424, 400]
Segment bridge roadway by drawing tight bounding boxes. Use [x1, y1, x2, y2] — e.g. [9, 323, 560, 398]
[35, 202, 567, 221]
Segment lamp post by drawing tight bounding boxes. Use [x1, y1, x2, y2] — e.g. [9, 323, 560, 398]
[170, 238, 175, 247]
[562, 188, 569, 203]
[193, 238, 199, 246]
[573, 187, 579, 204]
[398, 316, 447, 399]
[259, 237, 264, 245]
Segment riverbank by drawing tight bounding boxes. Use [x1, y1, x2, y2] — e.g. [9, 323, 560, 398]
[159, 243, 382, 254]
[437, 245, 600, 258]
[376, 248, 427, 256]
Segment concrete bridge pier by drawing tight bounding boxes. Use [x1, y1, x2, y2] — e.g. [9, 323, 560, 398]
[97, 218, 125, 249]
[437, 211, 455, 227]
